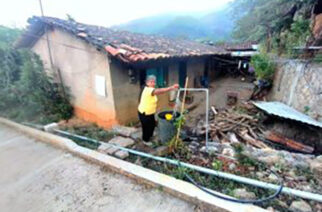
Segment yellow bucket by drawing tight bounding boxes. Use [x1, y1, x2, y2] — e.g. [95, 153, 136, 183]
[165, 113, 173, 121]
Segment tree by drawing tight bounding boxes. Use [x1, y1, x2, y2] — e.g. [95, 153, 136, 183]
[0, 26, 73, 123]
[231, 0, 316, 52]
[0, 26, 21, 49]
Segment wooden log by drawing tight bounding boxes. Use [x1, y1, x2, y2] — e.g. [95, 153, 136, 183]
[211, 106, 218, 115]
[238, 130, 270, 149]
[264, 131, 314, 154]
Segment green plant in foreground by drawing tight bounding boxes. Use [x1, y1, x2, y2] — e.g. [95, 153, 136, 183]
[168, 114, 186, 152]
[212, 160, 223, 171]
[303, 106, 310, 115]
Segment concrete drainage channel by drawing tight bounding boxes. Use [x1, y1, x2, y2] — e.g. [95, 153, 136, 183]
[0, 118, 269, 212]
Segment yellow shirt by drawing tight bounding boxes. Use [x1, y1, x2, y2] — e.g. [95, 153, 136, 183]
[138, 87, 158, 115]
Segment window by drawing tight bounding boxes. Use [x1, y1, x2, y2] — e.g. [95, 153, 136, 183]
[146, 67, 168, 88]
[95, 75, 106, 97]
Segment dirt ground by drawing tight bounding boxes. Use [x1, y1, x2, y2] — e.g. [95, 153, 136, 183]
[185, 76, 254, 128]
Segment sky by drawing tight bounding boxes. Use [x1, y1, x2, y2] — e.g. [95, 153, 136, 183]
[0, 0, 232, 28]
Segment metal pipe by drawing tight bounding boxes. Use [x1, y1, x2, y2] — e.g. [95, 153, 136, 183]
[175, 88, 210, 148]
[54, 129, 322, 202]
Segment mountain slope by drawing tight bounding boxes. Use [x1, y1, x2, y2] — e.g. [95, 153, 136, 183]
[113, 8, 234, 41]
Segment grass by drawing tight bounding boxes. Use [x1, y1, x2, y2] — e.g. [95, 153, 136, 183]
[61, 124, 115, 142]
[60, 123, 115, 150]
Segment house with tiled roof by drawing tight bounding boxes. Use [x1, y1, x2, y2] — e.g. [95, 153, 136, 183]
[17, 16, 229, 128]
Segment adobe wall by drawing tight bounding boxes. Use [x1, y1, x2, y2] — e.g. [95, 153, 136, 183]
[32, 28, 117, 128]
[268, 59, 322, 122]
[187, 57, 205, 88]
[109, 60, 141, 124]
[111, 58, 207, 124]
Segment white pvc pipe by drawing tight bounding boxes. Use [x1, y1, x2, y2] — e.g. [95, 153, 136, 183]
[175, 88, 210, 148]
[54, 129, 322, 203]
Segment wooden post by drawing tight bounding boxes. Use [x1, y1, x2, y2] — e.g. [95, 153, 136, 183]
[175, 77, 189, 147]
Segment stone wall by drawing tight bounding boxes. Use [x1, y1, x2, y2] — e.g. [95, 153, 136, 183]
[268, 60, 322, 121]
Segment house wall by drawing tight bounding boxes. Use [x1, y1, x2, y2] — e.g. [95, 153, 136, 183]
[268, 60, 322, 121]
[111, 60, 178, 124]
[187, 57, 205, 88]
[111, 58, 207, 124]
[31, 28, 117, 128]
[109, 60, 141, 124]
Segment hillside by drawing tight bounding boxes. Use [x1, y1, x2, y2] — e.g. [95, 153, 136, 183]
[113, 8, 234, 41]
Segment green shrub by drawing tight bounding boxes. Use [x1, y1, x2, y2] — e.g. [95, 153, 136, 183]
[250, 53, 276, 82]
[0, 49, 73, 123]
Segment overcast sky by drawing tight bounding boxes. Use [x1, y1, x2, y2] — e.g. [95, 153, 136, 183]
[0, 0, 232, 28]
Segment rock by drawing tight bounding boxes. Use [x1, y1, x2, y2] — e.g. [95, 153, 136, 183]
[209, 142, 225, 152]
[106, 147, 119, 155]
[300, 184, 312, 192]
[190, 141, 200, 147]
[258, 155, 283, 166]
[199, 146, 207, 153]
[97, 143, 113, 154]
[112, 125, 138, 137]
[114, 150, 129, 159]
[266, 206, 275, 212]
[99, 137, 135, 155]
[288, 170, 297, 178]
[289, 200, 312, 212]
[277, 200, 289, 209]
[109, 136, 135, 147]
[256, 172, 265, 179]
[229, 163, 236, 170]
[151, 146, 169, 156]
[129, 130, 142, 141]
[207, 146, 219, 154]
[310, 156, 322, 183]
[296, 176, 307, 181]
[228, 132, 240, 143]
[199, 146, 219, 154]
[268, 173, 279, 182]
[44, 123, 59, 133]
[222, 148, 235, 157]
[233, 188, 256, 200]
[189, 145, 198, 153]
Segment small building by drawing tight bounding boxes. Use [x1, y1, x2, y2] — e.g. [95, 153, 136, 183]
[17, 16, 228, 128]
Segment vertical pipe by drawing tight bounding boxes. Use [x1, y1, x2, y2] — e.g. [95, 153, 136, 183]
[175, 88, 209, 148]
[38, 0, 66, 99]
[205, 89, 209, 149]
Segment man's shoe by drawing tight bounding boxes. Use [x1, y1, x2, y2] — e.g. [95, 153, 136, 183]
[142, 141, 153, 146]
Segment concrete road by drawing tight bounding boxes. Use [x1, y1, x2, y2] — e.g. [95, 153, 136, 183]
[0, 124, 198, 212]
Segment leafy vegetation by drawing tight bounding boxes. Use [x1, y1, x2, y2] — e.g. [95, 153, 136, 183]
[0, 26, 73, 124]
[59, 124, 116, 150]
[250, 53, 276, 81]
[61, 124, 115, 143]
[168, 114, 187, 152]
[0, 26, 21, 49]
[231, 0, 316, 54]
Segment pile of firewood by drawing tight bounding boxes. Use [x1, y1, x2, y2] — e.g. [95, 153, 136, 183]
[208, 103, 270, 149]
[195, 102, 314, 153]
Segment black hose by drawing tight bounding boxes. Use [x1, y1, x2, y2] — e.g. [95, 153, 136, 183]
[54, 128, 285, 204]
[181, 162, 284, 204]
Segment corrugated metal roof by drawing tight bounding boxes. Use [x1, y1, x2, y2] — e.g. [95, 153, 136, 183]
[253, 101, 322, 129]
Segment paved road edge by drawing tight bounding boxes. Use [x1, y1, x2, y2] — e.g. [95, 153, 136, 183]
[0, 117, 266, 212]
